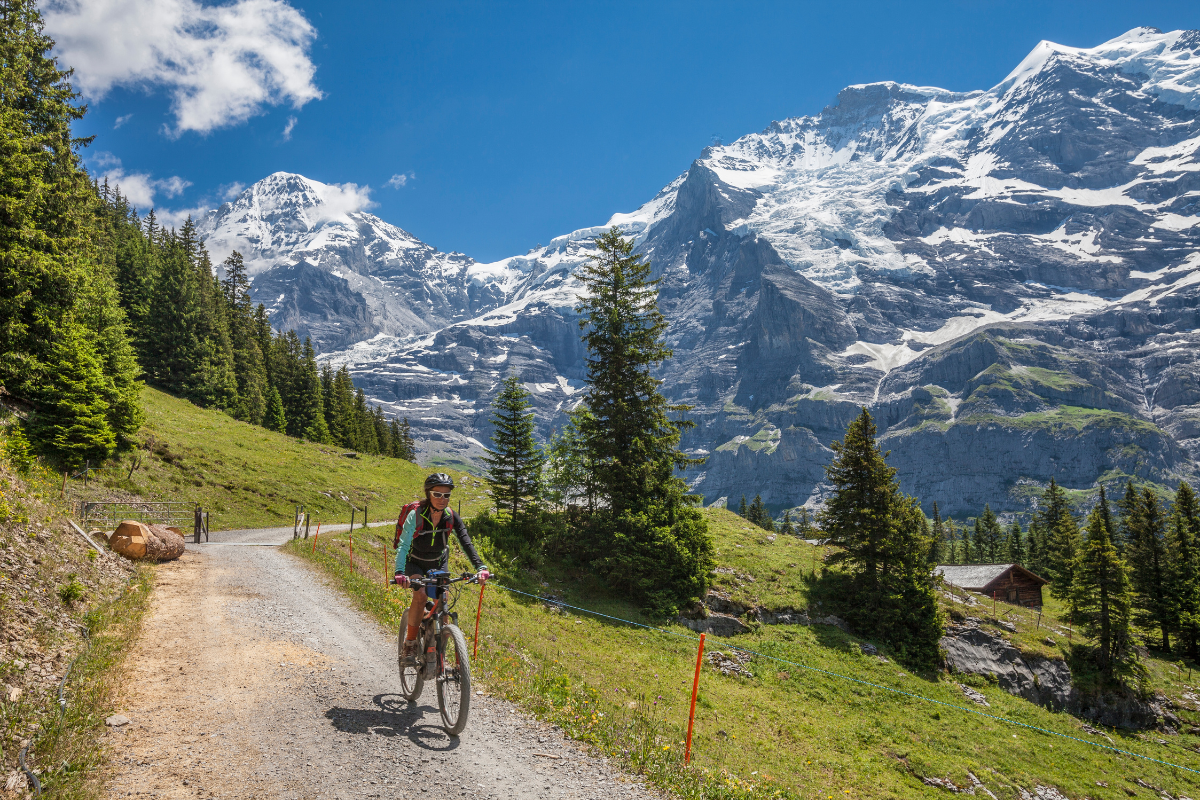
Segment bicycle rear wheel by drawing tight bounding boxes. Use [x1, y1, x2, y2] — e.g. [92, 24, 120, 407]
[436, 624, 471, 735]
[397, 626, 424, 701]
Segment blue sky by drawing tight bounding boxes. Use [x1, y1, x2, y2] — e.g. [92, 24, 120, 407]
[53, 0, 1200, 262]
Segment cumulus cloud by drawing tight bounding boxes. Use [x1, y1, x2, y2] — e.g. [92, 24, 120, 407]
[312, 181, 375, 222]
[219, 181, 246, 200]
[157, 205, 213, 230]
[386, 172, 415, 189]
[282, 115, 297, 140]
[113, 113, 133, 128]
[43, 0, 322, 135]
[91, 152, 192, 208]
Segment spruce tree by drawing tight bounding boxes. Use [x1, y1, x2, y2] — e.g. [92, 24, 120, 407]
[929, 502, 945, 565]
[738, 495, 748, 518]
[818, 408, 943, 668]
[780, 510, 795, 537]
[575, 227, 702, 516]
[748, 494, 774, 532]
[1071, 504, 1136, 688]
[396, 417, 416, 462]
[1007, 520, 1025, 565]
[946, 518, 960, 564]
[574, 228, 712, 613]
[1116, 480, 1139, 554]
[482, 375, 545, 525]
[30, 323, 117, 467]
[978, 504, 1003, 562]
[1128, 488, 1171, 651]
[1169, 482, 1200, 658]
[0, 0, 143, 456]
[1042, 480, 1081, 600]
[264, 385, 287, 433]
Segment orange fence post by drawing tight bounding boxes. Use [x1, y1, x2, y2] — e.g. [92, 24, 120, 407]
[473, 581, 487, 659]
[685, 632, 706, 766]
[311, 523, 321, 554]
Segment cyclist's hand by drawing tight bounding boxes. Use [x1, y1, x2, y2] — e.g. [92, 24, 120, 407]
[394, 573, 410, 588]
[476, 567, 490, 584]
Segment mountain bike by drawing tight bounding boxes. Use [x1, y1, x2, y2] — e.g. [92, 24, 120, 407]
[394, 570, 479, 735]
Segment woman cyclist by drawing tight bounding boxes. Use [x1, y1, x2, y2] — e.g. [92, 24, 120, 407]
[394, 473, 489, 663]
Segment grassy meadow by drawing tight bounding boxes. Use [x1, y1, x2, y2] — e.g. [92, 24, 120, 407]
[70, 387, 491, 530]
[287, 511, 1200, 800]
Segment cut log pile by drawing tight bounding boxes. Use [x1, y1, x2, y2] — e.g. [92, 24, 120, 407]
[108, 520, 185, 561]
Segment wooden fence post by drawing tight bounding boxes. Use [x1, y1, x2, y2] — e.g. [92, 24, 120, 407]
[351, 507, 356, 531]
[193, 506, 201, 545]
[305, 514, 311, 539]
[363, 504, 368, 529]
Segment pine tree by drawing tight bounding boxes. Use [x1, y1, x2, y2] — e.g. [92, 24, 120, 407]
[543, 407, 591, 508]
[395, 417, 416, 462]
[780, 510, 795, 537]
[573, 228, 712, 613]
[264, 385, 287, 433]
[575, 227, 702, 516]
[1042, 480, 1081, 600]
[1169, 482, 1200, 658]
[221, 250, 267, 424]
[1128, 487, 1172, 651]
[929, 502, 945, 565]
[0, 0, 143, 456]
[978, 504, 1003, 562]
[748, 494, 774, 532]
[30, 323, 117, 467]
[818, 408, 943, 668]
[352, 388, 378, 453]
[1071, 503, 1136, 689]
[3, 420, 35, 474]
[1027, 518, 1046, 576]
[1006, 520, 1025, 565]
[946, 518, 960, 564]
[482, 375, 545, 525]
[738, 495, 748, 518]
[1116, 480, 1139, 554]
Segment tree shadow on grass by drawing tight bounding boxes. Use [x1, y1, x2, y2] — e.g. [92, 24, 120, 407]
[324, 693, 461, 751]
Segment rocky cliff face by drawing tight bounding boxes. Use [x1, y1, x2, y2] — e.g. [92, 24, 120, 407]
[201, 28, 1200, 514]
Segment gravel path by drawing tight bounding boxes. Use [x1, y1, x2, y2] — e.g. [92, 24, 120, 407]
[103, 534, 662, 800]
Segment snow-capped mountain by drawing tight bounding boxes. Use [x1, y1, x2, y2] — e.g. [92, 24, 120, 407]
[202, 28, 1200, 515]
[196, 173, 514, 350]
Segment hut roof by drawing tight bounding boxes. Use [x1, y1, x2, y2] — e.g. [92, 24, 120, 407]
[934, 563, 1048, 590]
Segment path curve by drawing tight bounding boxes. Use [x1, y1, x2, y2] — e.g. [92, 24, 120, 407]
[103, 532, 661, 799]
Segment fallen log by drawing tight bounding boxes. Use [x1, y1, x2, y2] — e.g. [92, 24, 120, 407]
[110, 520, 185, 561]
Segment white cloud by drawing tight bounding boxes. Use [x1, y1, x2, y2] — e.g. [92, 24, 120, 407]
[157, 205, 213, 230]
[312, 182, 375, 222]
[91, 152, 192, 208]
[219, 181, 246, 200]
[113, 113, 133, 128]
[387, 172, 415, 189]
[43, 0, 322, 135]
[282, 115, 297, 140]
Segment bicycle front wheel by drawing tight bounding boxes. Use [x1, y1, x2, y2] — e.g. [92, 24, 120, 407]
[398, 626, 424, 701]
[436, 624, 471, 735]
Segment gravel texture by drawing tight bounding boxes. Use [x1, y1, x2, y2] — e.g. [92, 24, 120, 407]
[103, 529, 662, 799]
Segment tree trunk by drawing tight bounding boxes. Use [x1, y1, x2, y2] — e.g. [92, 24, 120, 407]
[110, 520, 185, 561]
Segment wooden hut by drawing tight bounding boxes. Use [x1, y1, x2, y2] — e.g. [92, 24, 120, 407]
[934, 564, 1048, 608]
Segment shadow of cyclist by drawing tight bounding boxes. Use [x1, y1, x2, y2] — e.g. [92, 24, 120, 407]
[324, 693, 460, 751]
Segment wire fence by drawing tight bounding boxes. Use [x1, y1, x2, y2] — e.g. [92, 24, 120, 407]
[487, 584, 1200, 777]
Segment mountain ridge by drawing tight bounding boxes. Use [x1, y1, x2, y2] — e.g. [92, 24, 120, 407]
[197, 27, 1200, 516]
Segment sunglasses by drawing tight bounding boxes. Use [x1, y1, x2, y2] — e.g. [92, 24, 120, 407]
[430, 491, 452, 499]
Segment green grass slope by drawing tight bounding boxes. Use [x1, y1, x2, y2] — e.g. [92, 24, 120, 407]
[73, 388, 491, 530]
[289, 509, 1200, 800]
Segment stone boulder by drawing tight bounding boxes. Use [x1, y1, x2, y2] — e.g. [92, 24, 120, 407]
[940, 623, 1074, 710]
[679, 614, 750, 637]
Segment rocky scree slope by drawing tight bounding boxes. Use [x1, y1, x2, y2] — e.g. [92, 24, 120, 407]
[201, 28, 1200, 512]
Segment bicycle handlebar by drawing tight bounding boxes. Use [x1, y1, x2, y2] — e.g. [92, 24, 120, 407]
[392, 572, 483, 587]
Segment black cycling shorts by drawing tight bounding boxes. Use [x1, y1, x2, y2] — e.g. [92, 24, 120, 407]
[405, 552, 448, 578]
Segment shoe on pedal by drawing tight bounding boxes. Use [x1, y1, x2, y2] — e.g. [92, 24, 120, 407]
[401, 639, 419, 665]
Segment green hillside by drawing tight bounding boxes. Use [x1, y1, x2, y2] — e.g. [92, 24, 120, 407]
[291, 509, 1200, 800]
[70, 388, 491, 530]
